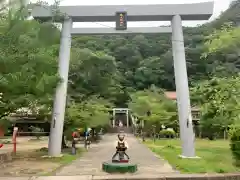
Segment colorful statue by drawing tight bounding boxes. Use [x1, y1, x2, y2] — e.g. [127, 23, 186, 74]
[112, 133, 130, 163]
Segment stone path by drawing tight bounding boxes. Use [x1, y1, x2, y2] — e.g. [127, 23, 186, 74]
[56, 134, 176, 176]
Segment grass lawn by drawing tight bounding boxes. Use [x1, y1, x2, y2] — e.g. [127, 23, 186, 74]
[144, 138, 240, 173]
[34, 147, 84, 165]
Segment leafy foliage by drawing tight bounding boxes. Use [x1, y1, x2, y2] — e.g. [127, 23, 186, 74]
[129, 86, 177, 132]
[65, 96, 112, 130]
[0, 9, 59, 122]
[203, 22, 240, 56]
[0, 1, 240, 160]
[191, 76, 240, 138]
[159, 129, 176, 139]
[229, 125, 240, 166]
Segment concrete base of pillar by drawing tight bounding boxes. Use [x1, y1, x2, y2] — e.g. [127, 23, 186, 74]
[178, 155, 201, 159]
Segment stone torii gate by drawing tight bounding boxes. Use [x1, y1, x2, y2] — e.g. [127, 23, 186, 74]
[30, 2, 214, 157]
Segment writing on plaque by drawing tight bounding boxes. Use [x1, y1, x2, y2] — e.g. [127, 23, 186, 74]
[116, 11, 127, 30]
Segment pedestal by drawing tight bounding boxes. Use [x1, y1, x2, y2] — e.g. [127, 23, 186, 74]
[102, 161, 138, 173]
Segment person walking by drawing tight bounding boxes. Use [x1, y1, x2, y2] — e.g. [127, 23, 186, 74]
[119, 120, 123, 127]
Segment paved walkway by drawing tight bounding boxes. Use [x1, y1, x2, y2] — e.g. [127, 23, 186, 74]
[56, 134, 176, 176]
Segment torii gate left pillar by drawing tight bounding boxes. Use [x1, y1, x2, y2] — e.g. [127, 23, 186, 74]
[48, 17, 72, 156]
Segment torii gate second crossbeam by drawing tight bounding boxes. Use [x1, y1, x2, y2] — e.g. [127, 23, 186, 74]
[30, 2, 214, 158]
[71, 27, 172, 35]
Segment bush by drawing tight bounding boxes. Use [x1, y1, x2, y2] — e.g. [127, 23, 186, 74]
[0, 119, 11, 134]
[229, 125, 240, 167]
[65, 128, 74, 141]
[159, 128, 176, 139]
[29, 126, 43, 140]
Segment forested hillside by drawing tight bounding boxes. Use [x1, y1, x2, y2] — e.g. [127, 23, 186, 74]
[0, 1, 240, 139]
[69, 1, 240, 103]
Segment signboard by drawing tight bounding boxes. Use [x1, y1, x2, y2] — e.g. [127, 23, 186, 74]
[116, 11, 127, 30]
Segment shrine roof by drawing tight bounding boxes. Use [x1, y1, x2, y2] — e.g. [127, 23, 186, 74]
[165, 91, 177, 100]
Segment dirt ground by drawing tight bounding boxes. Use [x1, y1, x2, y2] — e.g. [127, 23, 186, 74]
[0, 158, 60, 176]
[0, 137, 48, 153]
[0, 137, 82, 176]
[0, 149, 62, 176]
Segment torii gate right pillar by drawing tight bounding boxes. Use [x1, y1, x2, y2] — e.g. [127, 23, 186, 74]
[171, 15, 195, 157]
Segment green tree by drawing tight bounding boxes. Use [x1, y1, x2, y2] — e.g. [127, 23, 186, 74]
[191, 76, 240, 139]
[0, 11, 59, 120]
[129, 87, 177, 133]
[69, 48, 118, 98]
[203, 22, 240, 56]
[65, 96, 112, 140]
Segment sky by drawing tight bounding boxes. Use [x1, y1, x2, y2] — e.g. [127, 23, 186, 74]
[30, 0, 231, 28]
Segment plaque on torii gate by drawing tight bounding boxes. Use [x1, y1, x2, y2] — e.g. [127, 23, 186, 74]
[116, 11, 127, 30]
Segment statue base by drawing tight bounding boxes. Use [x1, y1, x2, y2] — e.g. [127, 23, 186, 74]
[102, 161, 138, 173]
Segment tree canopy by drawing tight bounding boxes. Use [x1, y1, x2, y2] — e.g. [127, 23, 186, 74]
[1, 1, 240, 140]
[0, 8, 59, 119]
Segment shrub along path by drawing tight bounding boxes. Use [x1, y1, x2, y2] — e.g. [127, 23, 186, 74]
[56, 133, 176, 176]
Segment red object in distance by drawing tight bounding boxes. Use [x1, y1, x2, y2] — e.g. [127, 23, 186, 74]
[0, 144, 3, 148]
[72, 132, 77, 138]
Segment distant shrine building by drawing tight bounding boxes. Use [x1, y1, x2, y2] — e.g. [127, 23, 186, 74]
[111, 108, 130, 128]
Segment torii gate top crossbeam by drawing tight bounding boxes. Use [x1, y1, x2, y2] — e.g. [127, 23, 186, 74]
[30, 2, 214, 22]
